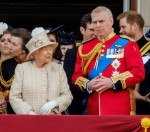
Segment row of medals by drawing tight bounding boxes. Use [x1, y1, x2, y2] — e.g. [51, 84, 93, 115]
[106, 48, 124, 58]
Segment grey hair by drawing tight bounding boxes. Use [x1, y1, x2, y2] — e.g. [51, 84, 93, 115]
[91, 6, 113, 19]
[28, 50, 38, 60]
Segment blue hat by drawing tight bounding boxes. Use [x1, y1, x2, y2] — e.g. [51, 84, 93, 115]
[145, 27, 150, 38]
[57, 29, 76, 45]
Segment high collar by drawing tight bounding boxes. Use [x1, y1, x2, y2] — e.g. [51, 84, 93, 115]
[98, 31, 116, 43]
[136, 36, 148, 49]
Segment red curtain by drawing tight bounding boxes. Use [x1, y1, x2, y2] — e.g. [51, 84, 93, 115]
[0, 115, 149, 132]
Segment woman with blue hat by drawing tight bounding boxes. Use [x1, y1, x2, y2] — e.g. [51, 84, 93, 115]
[53, 29, 76, 65]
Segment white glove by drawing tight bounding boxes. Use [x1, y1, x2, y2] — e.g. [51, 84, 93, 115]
[40, 100, 58, 115]
[28, 111, 36, 115]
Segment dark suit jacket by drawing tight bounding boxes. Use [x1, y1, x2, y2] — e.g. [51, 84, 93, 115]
[64, 47, 88, 114]
[136, 36, 150, 114]
[0, 58, 18, 114]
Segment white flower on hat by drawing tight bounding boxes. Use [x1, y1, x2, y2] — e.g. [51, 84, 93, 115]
[0, 22, 8, 35]
[31, 27, 49, 37]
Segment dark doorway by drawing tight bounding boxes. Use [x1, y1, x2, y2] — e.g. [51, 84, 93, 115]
[0, 1, 123, 40]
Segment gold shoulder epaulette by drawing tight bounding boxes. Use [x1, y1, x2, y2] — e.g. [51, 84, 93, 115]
[120, 35, 135, 41]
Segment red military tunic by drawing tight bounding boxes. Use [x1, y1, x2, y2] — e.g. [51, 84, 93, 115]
[72, 32, 145, 115]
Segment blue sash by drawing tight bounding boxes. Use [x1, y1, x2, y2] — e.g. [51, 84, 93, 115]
[88, 38, 129, 80]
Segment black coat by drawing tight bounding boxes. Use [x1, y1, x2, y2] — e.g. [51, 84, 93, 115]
[136, 36, 150, 115]
[64, 47, 88, 114]
[0, 58, 18, 114]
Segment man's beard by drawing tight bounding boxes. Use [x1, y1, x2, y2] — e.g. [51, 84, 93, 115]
[126, 30, 135, 39]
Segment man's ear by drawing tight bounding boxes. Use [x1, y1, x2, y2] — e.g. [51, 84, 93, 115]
[80, 26, 85, 35]
[110, 17, 114, 26]
[132, 22, 138, 30]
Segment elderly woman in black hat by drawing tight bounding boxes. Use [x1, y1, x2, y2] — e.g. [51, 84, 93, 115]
[9, 28, 73, 115]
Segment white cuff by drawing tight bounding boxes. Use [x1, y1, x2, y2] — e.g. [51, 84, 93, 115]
[86, 81, 93, 94]
[27, 111, 36, 115]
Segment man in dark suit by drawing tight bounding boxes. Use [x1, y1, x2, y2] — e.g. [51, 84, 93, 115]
[63, 13, 95, 114]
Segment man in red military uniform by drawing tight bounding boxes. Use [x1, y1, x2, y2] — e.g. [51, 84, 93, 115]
[72, 6, 145, 115]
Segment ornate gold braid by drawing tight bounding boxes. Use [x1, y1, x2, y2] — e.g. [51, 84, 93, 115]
[78, 43, 103, 75]
[0, 58, 14, 89]
[140, 41, 150, 56]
